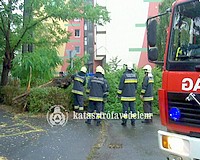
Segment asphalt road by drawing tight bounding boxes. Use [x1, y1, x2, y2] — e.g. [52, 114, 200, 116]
[93, 118, 166, 160]
[0, 107, 166, 160]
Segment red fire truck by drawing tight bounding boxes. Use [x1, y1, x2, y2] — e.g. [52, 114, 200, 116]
[147, 0, 200, 160]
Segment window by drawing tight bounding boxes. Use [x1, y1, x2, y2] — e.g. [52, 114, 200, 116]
[169, 2, 200, 62]
[75, 46, 80, 54]
[75, 29, 80, 37]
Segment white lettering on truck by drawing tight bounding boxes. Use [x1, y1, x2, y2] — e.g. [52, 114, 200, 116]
[182, 78, 200, 91]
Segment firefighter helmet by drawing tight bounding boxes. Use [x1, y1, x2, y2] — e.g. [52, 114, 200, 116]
[143, 64, 152, 73]
[126, 62, 133, 70]
[80, 66, 87, 73]
[96, 65, 104, 74]
[102, 68, 105, 75]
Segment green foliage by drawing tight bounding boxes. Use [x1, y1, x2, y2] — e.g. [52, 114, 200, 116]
[104, 67, 125, 113]
[11, 47, 62, 86]
[0, 86, 26, 105]
[28, 87, 73, 113]
[152, 67, 162, 113]
[0, 0, 110, 86]
[106, 56, 122, 71]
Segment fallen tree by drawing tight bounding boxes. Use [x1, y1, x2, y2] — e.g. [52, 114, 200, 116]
[12, 75, 73, 111]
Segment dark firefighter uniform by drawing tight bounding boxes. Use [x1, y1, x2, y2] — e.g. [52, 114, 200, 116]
[117, 69, 138, 126]
[140, 73, 154, 123]
[86, 72, 107, 126]
[71, 70, 86, 112]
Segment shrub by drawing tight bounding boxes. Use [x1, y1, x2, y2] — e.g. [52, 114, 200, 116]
[0, 86, 26, 106]
[27, 86, 73, 113]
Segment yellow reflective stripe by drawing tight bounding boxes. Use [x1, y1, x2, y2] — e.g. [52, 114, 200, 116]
[74, 106, 79, 109]
[124, 79, 137, 83]
[87, 113, 92, 118]
[86, 89, 90, 93]
[123, 114, 128, 119]
[74, 77, 84, 83]
[121, 97, 136, 101]
[89, 96, 103, 101]
[79, 107, 84, 111]
[175, 47, 182, 61]
[143, 97, 154, 101]
[117, 90, 122, 94]
[149, 80, 154, 83]
[141, 89, 145, 94]
[96, 113, 101, 119]
[72, 89, 84, 95]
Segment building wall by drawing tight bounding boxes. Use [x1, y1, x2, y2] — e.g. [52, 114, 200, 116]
[59, 0, 95, 74]
[93, 0, 107, 71]
[60, 19, 85, 72]
[84, 20, 95, 73]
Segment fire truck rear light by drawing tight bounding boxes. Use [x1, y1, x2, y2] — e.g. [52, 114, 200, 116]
[162, 135, 189, 156]
[162, 135, 169, 149]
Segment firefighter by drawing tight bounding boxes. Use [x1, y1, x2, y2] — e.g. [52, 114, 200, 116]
[71, 66, 87, 112]
[85, 65, 107, 126]
[117, 62, 138, 126]
[140, 64, 154, 124]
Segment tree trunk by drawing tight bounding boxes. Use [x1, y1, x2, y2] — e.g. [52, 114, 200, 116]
[22, 0, 33, 54]
[0, 0, 12, 86]
[1, 56, 11, 86]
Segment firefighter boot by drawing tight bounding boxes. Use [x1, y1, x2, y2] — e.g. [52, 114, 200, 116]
[96, 121, 101, 126]
[141, 119, 151, 124]
[131, 121, 135, 126]
[121, 119, 127, 126]
[85, 119, 91, 125]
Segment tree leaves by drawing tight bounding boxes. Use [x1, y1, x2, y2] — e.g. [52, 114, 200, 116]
[12, 47, 62, 86]
[0, 0, 110, 85]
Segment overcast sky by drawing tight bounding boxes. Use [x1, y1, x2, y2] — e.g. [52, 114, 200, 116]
[96, 0, 149, 67]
